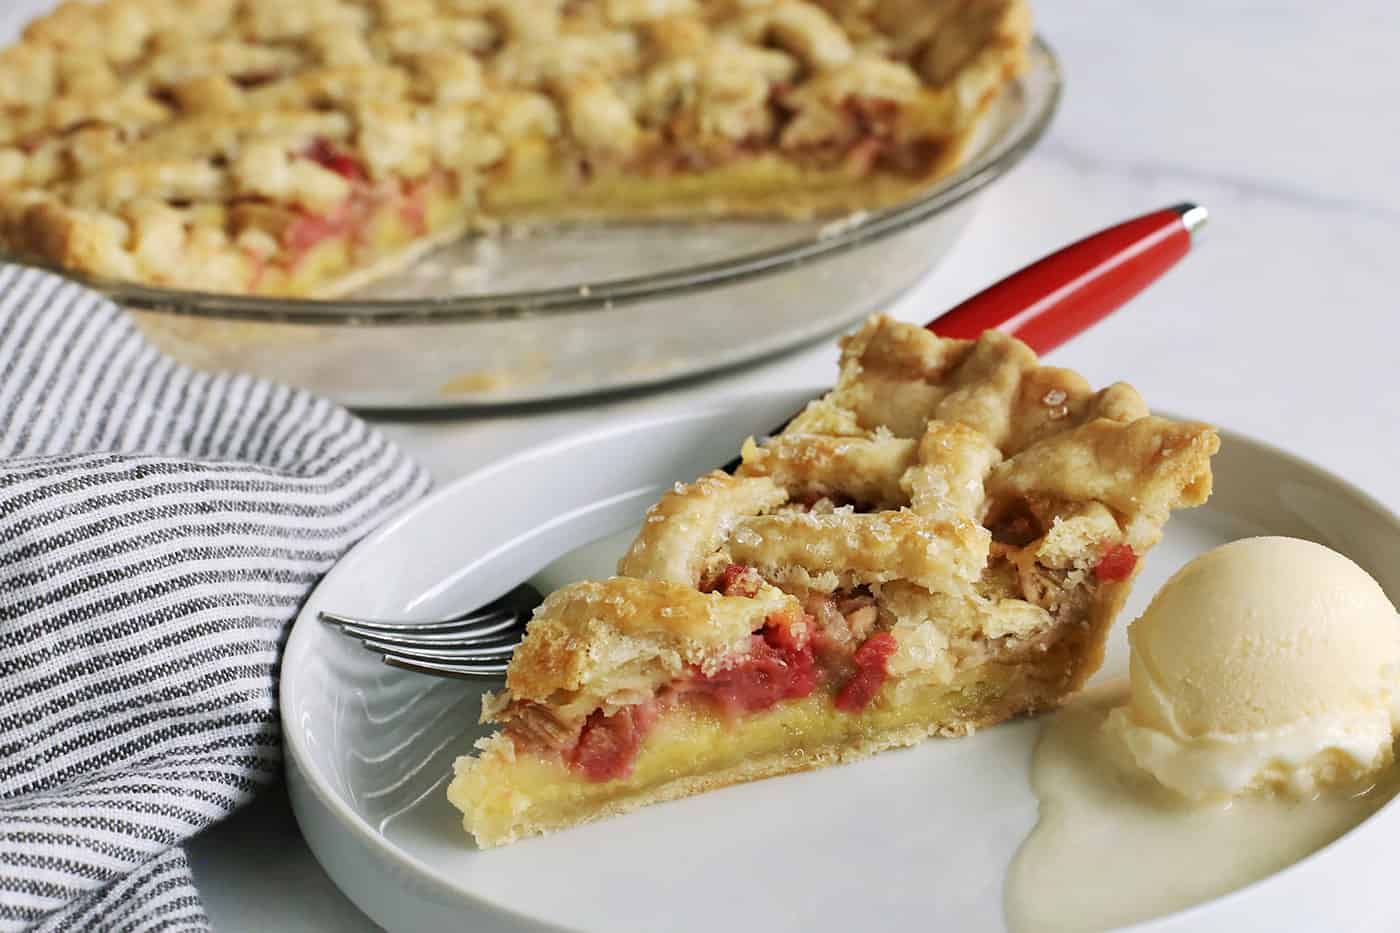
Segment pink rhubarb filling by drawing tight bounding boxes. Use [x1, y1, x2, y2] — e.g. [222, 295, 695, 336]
[1093, 543, 1137, 582]
[556, 581, 900, 783]
[277, 138, 437, 271]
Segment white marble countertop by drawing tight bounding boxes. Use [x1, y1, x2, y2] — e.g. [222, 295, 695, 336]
[5, 1, 1400, 930]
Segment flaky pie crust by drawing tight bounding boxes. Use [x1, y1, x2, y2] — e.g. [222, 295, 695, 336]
[449, 315, 1220, 846]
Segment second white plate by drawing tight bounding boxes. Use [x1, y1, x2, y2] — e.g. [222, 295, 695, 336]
[282, 389, 1400, 933]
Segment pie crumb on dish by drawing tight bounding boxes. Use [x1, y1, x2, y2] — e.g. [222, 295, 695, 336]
[447, 315, 1220, 847]
[0, 0, 1031, 297]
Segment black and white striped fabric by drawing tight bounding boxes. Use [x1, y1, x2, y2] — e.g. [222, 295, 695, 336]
[0, 264, 431, 931]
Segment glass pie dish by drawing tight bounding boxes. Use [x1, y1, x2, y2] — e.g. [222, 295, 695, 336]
[95, 38, 1059, 410]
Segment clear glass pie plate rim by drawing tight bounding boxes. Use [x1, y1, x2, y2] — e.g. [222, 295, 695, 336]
[73, 36, 1063, 326]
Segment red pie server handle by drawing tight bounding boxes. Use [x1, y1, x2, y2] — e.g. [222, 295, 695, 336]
[721, 203, 1208, 472]
[928, 202, 1208, 354]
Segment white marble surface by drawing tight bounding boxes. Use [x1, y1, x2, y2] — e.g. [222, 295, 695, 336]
[5, 1, 1400, 930]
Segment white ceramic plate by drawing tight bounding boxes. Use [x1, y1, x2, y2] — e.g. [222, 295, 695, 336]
[283, 389, 1400, 933]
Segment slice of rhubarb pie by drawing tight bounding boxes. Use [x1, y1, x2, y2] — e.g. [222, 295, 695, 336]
[0, 0, 1031, 296]
[447, 316, 1220, 846]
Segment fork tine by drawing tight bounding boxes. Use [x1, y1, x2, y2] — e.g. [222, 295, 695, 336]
[346, 627, 523, 651]
[318, 584, 542, 634]
[332, 612, 525, 644]
[318, 604, 512, 634]
[319, 602, 504, 633]
[358, 638, 520, 661]
[320, 584, 544, 679]
[382, 655, 509, 679]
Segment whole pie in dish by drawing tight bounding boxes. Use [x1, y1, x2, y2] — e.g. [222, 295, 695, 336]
[448, 316, 1221, 847]
[0, 0, 1031, 297]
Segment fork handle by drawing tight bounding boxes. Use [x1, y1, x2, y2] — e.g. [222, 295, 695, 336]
[929, 202, 1207, 353]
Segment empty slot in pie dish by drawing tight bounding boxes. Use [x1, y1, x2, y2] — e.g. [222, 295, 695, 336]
[447, 315, 1220, 847]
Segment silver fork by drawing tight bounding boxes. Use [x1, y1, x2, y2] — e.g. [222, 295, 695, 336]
[318, 584, 543, 679]
[315, 203, 1209, 680]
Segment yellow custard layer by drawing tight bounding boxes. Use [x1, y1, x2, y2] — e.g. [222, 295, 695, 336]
[483, 138, 967, 221]
[449, 670, 1015, 848]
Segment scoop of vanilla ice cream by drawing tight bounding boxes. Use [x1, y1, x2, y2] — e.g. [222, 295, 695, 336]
[1105, 536, 1400, 799]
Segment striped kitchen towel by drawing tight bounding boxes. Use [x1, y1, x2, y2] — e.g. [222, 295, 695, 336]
[0, 264, 432, 931]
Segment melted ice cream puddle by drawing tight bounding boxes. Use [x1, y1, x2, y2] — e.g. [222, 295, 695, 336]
[1005, 681, 1400, 933]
